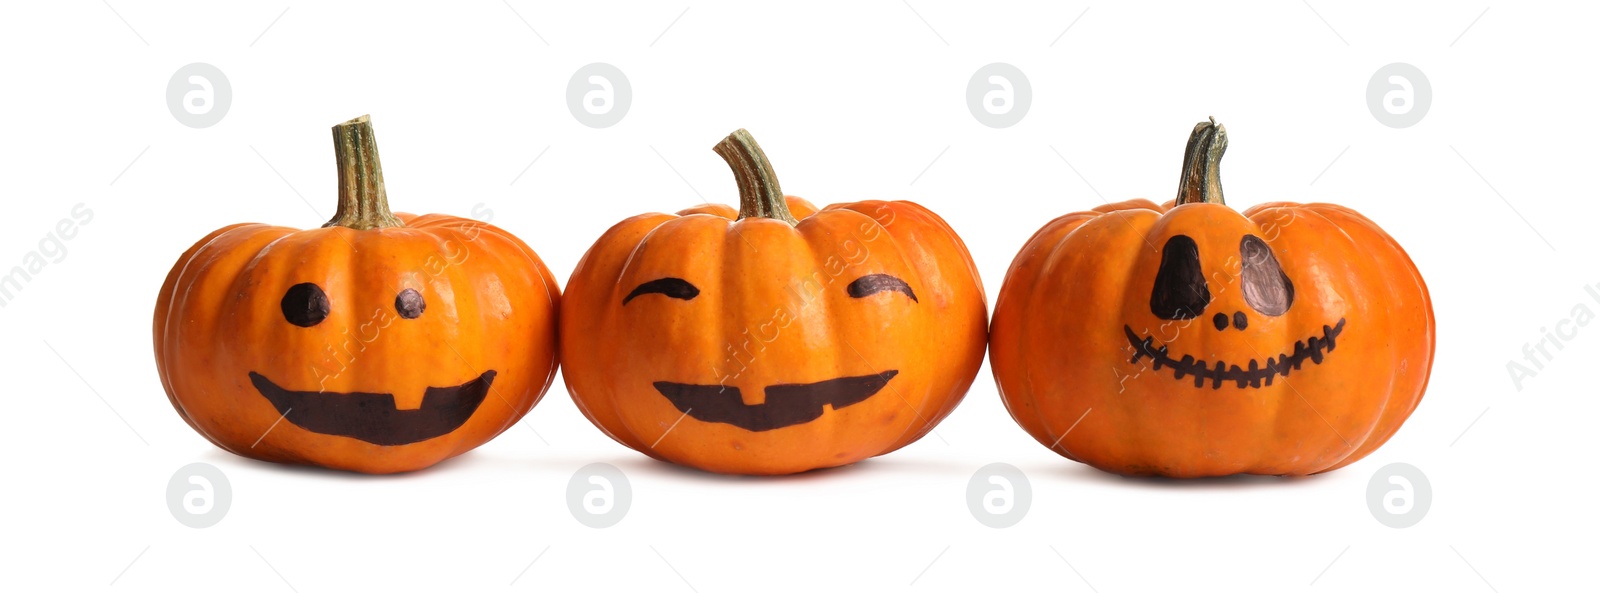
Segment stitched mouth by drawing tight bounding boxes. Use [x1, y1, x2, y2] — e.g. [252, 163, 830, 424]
[652, 370, 898, 432]
[248, 370, 495, 446]
[1123, 319, 1346, 389]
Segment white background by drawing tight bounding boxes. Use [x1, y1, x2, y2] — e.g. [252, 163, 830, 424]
[1, 1, 1595, 591]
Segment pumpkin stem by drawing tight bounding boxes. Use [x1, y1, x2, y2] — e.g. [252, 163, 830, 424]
[325, 115, 404, 230]
[714, 128, 798, 225]
[1174, 117, 1228, 206]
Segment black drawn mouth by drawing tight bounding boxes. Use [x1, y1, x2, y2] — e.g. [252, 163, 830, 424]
[1123, 319, 1346, 389]
[248, 370, 495, 446]
[652, 370, 898, 432]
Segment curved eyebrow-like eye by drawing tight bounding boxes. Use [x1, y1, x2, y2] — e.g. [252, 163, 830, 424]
[1240, 235, 1294, 316]
[847, 274, 918, 303]
[624, 277, 700, 305]
[1149, 234, 1211, 320]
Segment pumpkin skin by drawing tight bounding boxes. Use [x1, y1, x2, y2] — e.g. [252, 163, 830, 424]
[990, 120, 1434, 477]
[153, 116, 559, 474]
[561, 130, 987, 475]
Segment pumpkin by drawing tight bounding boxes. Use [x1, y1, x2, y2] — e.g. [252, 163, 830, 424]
[561, 129, 987, 475]
[153, 115, 560, 474]
[990, 119, 1434, 477]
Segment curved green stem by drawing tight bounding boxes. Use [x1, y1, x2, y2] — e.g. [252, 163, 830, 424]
[325, 115, 404, 230]
[1174, 117, 1228, 206]
[714, 128, 796, 225]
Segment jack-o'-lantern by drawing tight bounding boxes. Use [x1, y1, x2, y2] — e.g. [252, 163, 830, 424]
[990, 119, 1434, 477]
[561, 129, 987, 475]
[153, 115, 560, 474]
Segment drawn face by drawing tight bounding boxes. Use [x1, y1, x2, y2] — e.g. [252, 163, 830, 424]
[248, 281, 496, 446]
[1125, 233, 1346, 389]
[627, 273, 918, 432]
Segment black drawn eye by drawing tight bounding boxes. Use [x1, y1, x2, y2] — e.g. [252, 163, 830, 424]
[281, 283, 330, 327]
[1240, 235, 1294, 316]
[1149, 235, 1211, 320]
[395, 288, 426, 319]
[847, 274, 917, 303]
[624, 278, 700, 305]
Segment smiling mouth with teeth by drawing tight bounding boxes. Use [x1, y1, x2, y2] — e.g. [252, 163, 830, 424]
[652, 371, 899, 432]
[249, 370, 496, 446]
[1123, 319, 1347, 389]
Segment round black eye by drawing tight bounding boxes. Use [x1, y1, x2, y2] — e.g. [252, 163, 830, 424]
[1212, 312, 1228, 331]
[1232, 311, 1248, 330]
[395, 288, 425, 319]
[281, 283, 329, 327]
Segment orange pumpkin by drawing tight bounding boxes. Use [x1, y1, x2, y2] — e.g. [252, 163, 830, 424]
[561, 129, 987, 475]
[990, 119, 1434, 477]
[153, 116, 560, 474]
